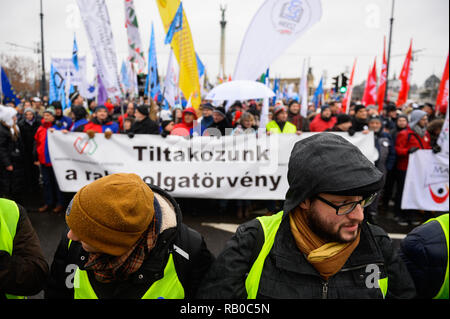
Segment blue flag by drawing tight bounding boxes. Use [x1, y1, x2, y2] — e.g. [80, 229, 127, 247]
[196, 53, 205, 78]
[272, 78, 280, 105]
[72, 34, 79, 71]
[313, 77, 324, 109]
[164, 2, 183, 45]
[145, 23, 160, 98]
[49, 63, 58, 103]
[1, 67, 20, 105]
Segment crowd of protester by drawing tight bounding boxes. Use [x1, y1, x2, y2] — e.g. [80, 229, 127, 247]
[0, 91, 446, 225]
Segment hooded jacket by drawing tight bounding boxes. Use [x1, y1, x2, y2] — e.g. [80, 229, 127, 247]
[197, 134, 415, 299]
[45, 185, 214, 299]
[283, 133, 385, 214]
[172, 107, 198, 137]
[197, 213, 416, 299]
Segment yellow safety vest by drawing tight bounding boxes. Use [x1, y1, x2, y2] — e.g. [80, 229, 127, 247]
[425, 214, 449, 299]
[245, 211, 388, 299]
[0, 198, 26, 299]
[68, 240, 185, 299]
[266, 120, 297, 134]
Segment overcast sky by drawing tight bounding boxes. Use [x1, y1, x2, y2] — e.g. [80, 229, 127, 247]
[0, 0, 448, 88]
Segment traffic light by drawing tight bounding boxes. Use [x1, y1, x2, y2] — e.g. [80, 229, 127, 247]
[340, 73, 348, 93]
[332, 76, 340, 93]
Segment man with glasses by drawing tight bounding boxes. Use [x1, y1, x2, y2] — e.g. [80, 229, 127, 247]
[198, 133, 416, 299]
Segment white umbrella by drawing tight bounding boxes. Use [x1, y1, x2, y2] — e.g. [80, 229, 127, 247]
[205, 80, 275, 101]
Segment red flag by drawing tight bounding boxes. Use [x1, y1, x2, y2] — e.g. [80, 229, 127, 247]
[377, 37, 387, 112]
[396, 40, 413, 107]
[342, 58, 357, 114]
[436, 53, 449, 116]
[362, 58, 377, 106]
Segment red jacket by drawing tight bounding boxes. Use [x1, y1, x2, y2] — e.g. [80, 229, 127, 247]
[309, 114, 337, 132]
[34, 121, 60, 166]
[172, 107, 198, 136]
[395, 126, 431, 171]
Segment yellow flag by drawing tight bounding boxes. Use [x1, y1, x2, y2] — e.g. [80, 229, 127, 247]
[157, 0, 201, 110]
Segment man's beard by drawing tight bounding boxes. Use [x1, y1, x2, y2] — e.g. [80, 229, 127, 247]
[304, 206, 360, 244]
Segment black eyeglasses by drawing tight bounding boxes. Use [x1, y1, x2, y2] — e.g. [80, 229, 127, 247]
[314, 193, 378, 216]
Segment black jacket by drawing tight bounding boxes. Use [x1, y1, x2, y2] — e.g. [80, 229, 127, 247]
[0, 203, 49, 299]
[45, 185, 214, 299]
[399, 217, 447, 298]
[197, 212, 416, 299]
[130, 117, 160, 135]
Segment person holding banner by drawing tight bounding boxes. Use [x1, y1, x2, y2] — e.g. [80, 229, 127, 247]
[309, 106, 336, 132]
[34, 107, 65, 214]
[197, 133, 415, 299]
[45, 173, 214, 299]
[394, 109, 432, 226]
[74, 105, 119, 137]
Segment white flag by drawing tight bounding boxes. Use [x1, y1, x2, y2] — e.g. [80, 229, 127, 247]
[299, 58, 308, 117]
[124, 0, 146, 74]
[233, 0, 322, 81]
[163, 50, 179, 108]
[77, 0, 122, 102]
[402, 150, 449, 212]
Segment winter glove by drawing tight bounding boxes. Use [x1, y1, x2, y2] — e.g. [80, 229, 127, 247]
[432, 144, 442, 154]
[127, 132, 135, 139]
[86, 129, 96, 139]
[408, 147, 419, 154]
[104, 130, 113, 140]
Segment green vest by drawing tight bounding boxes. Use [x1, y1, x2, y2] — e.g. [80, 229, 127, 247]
[245, 211, 388, 299]
[266, 120, 297, 134]
[0, 198, 25, 299]
[69, 240, 185, 299]
[425, 214, 449, 299]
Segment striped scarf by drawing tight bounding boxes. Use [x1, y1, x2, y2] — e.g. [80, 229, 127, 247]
[84, 218, 158, 283]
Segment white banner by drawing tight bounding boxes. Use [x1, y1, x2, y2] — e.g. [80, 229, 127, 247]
[402, 150, 449, 211]
[48, 132, 378, 199]
[51, 57, 88, 98]
[233, 0, 322, 81]
[77, 0, 122, 102]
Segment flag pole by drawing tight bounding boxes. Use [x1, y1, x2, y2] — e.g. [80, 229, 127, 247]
[40, 0, 46, 98]
[384, 0, 395, 103]
[178, 2, 183, 109]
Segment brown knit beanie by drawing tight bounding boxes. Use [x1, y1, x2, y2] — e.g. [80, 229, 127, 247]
[66, 173, 154, 256]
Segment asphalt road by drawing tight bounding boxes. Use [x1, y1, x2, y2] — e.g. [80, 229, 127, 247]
[23, 192, 417, 299]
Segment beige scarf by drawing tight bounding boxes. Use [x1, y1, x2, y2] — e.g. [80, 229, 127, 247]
[289, 208, 360, 280]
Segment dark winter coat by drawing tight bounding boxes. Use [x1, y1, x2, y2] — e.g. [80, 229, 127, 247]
[45, 185, 214, 299]
[399, 217, 448, 299]
[374, 130, 396, 174]
[0, 123, 25, 198]
[0, 203, 49, 299]
[288, 112, 310, 132]
[197, 212, 416, 299]
[130, 116, 160, 135]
